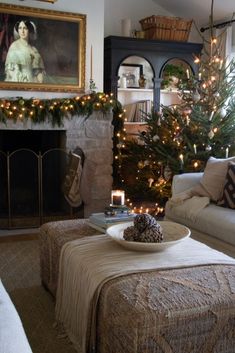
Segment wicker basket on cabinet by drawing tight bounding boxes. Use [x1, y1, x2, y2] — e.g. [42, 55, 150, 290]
[140, 15, 192, 42]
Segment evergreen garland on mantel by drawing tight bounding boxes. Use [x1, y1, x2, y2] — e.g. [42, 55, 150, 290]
[0, 91, 124, 127]
[0, 91, 125, 187]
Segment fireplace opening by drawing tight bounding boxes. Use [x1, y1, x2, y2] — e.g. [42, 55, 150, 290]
[0, 130, 66, 153]
[0, 130, 83, 229]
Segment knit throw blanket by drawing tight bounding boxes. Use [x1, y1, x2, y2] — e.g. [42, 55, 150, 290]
[55, 234, 235, 353]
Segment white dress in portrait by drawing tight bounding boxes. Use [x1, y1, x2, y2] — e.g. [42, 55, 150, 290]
[5, 39, 45, 82]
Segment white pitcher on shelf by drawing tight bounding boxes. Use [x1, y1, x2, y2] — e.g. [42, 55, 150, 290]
[120, 76, 127, 88]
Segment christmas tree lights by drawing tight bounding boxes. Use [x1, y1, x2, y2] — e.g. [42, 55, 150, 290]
[119, 1, 235, 206]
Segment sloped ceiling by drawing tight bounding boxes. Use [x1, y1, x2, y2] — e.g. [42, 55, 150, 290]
[152, 0, 235, 26]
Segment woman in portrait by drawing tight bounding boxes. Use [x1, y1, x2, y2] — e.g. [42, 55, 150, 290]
[4, 20, 45, 83]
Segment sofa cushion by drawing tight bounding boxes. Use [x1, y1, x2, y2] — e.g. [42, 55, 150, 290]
[192, 156, 235, 201]
[165, 202, 235, 247]
[217, 161, 235, 209]
[172, 172, 203, 195]
[0, 280, 32, 353]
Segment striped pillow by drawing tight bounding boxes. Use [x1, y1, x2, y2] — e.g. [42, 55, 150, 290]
[217, 162, 235, 209]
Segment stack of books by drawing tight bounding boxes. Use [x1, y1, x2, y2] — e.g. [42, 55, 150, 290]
[88, 211, 135, 231]
[104, 205, 131, 216]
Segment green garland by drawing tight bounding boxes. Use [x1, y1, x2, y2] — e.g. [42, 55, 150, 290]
[0, 91, 123, 127]
[0, 91, 125, 186]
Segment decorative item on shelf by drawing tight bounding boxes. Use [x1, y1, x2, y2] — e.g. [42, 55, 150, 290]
[89, 45, 97, 92]
[111, 190, 125, 206]
[161, 64, 187, 90]
[121, 18, 131, 37]
[118, 63, 143, 88]
[133, 31, 145, 39]
[138, 74, 147, 88]
[120, 76, 127, 88]
[89, 79, 97, 92]
[139, 15, 192, 42]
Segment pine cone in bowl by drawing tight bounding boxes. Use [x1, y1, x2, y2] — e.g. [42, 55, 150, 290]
[124, 213, 163, 243]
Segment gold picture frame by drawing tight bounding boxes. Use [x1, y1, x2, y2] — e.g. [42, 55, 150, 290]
[0, 3, 86, 92]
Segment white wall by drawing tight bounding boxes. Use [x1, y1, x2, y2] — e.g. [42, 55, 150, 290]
[0, 0, 202, 100]
[0, 0, 104, 99]
[104, 0, 201, 42]
[104, 0, 172, 37]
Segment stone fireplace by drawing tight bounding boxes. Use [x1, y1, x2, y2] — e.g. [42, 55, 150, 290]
[0, 111, 114, 229]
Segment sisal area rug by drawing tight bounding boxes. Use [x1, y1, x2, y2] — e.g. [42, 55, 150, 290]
[0, 236, 76, 353]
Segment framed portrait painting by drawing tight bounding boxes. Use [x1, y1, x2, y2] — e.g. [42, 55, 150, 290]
[0, 3, 86, 92]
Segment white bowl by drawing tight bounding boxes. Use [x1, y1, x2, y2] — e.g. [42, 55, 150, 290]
[106, 221, 191, 252]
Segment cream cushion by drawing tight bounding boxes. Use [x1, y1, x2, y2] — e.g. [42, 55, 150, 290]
[192, 156, 235, 201]
[165, 172, 235, 247]
[0, 280, 32, 353]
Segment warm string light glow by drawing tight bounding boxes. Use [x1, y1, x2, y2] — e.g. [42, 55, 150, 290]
[174, 31, 232, 171]
[0, 92, 123, 125]
[119, 7, 235, 213]
[126, 201, 165, 217]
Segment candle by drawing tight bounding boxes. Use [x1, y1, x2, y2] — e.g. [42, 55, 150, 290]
[209, 111, 214, 121]
[193, 144, 197, 154]
[219, 59, 223, 70]
[90, 45, 93, 80]
[198, 72, 202, 81]
[179, 154, 184, 169]
[111, 190, 125, 206]
[121, 18, 131, 37]
[186, 115, 190, 125]
[225, 147, 229, 158]
[186, 69, 190, 79]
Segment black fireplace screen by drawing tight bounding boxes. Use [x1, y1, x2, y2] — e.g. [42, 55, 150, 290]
[0, 148, 82, 229]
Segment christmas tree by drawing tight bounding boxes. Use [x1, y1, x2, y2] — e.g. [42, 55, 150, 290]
[119, 4, 235, 206]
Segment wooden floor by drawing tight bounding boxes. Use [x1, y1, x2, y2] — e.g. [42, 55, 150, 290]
[0, 232, 39, 243]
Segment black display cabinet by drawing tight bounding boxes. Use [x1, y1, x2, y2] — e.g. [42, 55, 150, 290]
[104, 35, 203, 111]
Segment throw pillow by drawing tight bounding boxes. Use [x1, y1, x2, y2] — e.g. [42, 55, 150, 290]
[192, 156, 235, 202]
[217, 161, 235, 209]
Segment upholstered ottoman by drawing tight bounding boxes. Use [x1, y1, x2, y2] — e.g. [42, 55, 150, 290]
[39, 219, 102, 296]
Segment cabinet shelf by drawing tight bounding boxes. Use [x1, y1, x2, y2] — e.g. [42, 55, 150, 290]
[161, 89, 179, 94]
[104, 35, 202, 111]
[124, 121, 147, 125]
[118, 88, 153, 92]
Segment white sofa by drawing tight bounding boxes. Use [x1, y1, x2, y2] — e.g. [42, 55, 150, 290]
[0, 280, 32, 353]
[165, 172, 235, 257]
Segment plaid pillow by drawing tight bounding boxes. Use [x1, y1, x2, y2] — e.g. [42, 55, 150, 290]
[217, 162, 235, 209]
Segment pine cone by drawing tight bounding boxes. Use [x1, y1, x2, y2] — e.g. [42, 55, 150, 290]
[138, 226, 163, 243]
[134, 213, 159, 233]
[124, 214, 164, 243]
[123, 226, 139, 241]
